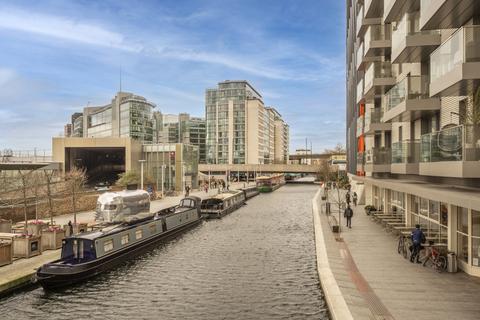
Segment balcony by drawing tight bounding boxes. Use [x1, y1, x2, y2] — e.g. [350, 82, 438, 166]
[357, 78, 364, 104]
[391, 13, 441, 63]
[357, 4, 383, 38]
[384, 0, 410, 23]
[419, 125, 480, 178]
[391, 140, 420, 174]
[365, 147, 391, 172]
[364, 61, 396, 99]
[356, 115, 364, 138]
[357, 41, 382, 72]
[365, 0, 383, 19]
[364, 24, 392, 57]
[420, 0, 478, 31]
[429, 26, 480, 97]
[382, 75, 440, 122]
[364, 107, 391, 134]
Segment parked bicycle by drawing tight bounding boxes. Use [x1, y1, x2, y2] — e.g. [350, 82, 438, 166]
[397, 234, 412, 259]
[421, 241, 447, 272]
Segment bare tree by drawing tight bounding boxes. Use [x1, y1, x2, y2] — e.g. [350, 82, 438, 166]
[64, 167, 87, 226]
[44, 170, 57, 225]
[17, 170, 34, 234]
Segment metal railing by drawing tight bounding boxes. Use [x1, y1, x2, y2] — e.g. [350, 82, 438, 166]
[431, 25, 480, 83]
[392, 140, 420, 164]
[420, 125, 480, 162]
[0, 149, 52, 163]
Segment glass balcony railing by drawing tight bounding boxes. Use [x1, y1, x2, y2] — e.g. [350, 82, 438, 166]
[356, 5, 364, 36]
[357, 151, 365, 166]
[364, 61, 394, 91]
[420, 125, 480, 162]
[366, 148, 392, 164]
[356, 42, 364, 68]
[365, 24, 391, 53]
[357, 116, 364, 136]
[364, 108, 382, 129]
[392, 13, 440, 55]
[430, 25, 480, 83]
[384, 75, 430, 111]
[392, 140, 420, 164]
[357, 78, 364, 103]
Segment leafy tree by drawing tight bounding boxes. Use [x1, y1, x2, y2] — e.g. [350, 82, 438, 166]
[116, 171, 154, 188]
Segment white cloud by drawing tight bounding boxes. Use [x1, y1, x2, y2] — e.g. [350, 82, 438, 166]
[0, 8, 140, 52]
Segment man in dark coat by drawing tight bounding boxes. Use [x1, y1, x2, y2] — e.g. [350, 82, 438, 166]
[344, 205, 353, 228]
[410, 224, 425, 263]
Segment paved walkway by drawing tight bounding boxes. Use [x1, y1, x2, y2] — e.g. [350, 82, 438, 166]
[316, 187, 480, 320]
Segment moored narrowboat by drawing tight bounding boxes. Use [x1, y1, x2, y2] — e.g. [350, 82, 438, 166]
[256, 174, 286, 192]
[35, 196, 202, 289]
[200, 190, 245, 219]
[240, 185, 259, 199]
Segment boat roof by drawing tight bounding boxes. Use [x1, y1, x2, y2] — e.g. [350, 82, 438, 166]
[208, 190, 243, 200]
[97, 189, 149, 203]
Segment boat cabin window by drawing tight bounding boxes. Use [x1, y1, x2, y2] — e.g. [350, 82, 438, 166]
[61, 238, 96, 264]
[180, 198, 195, 208]
[104, 204, 117, 210]
[121, 234, 129, 245]
[149, 224, 156, 234]
[135, 229, 143, 240]
[103, 239, 114, 252]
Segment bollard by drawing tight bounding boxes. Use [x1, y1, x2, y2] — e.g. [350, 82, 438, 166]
[326, 202, 331, 215]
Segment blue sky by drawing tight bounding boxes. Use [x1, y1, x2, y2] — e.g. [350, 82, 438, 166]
[0, 0, 345, 152]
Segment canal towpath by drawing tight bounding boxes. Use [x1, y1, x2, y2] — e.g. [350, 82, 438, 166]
[0, 183, 252, 296]
[313, 187, 480, 320]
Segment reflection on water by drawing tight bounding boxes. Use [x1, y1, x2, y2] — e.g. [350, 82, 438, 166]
[0, 185, 329, 320]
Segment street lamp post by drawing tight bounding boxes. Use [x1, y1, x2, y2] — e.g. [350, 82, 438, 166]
[139, 159, 146, 190]
[161, 164, 165, 198]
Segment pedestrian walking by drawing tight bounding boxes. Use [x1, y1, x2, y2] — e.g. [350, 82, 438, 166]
[345, 192, 351, 206]
[185, 185, 190, 197]
[353, 192, 358, 207]
[344, 205, 353, 228]
[410, 224, 426, 263]
[67, 220, 74, 236]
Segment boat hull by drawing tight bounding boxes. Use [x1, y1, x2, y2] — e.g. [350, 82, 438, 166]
[36, 218, 202, 289]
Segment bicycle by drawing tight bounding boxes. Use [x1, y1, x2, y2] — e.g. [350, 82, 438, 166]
[397, 234, 411, 259]
[421, 242, 447, 272]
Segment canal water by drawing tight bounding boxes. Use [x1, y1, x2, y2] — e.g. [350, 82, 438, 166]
[0, 185, 329, 320]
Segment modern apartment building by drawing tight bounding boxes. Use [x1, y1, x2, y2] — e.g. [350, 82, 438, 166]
[66, 92, 156, 142]
[155, 112, 207, 163]
[347, 0, 480, 276]
[205, 80, 289, 164]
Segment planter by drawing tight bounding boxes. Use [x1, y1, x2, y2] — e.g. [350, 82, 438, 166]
[0, 240, 13, 266]
[332, 225, 340, 233]
[27, 222, 45, 236]
[42, 229, 65, 250]
[12, 235, 42, 258]
[63, 223, 88, 237]
[321, 196, 326, 201]
[0, 219, 12, 233]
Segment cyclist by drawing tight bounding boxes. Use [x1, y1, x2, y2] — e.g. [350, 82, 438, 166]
[410, 224, 426, 263]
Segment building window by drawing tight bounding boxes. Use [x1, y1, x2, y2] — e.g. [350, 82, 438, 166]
[135, 229, 143, 240]
[121, 234, 129, 245]
[472, 210, 480, 267]
[457, 207, 469, 263]
[104, 240, 114, 253]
